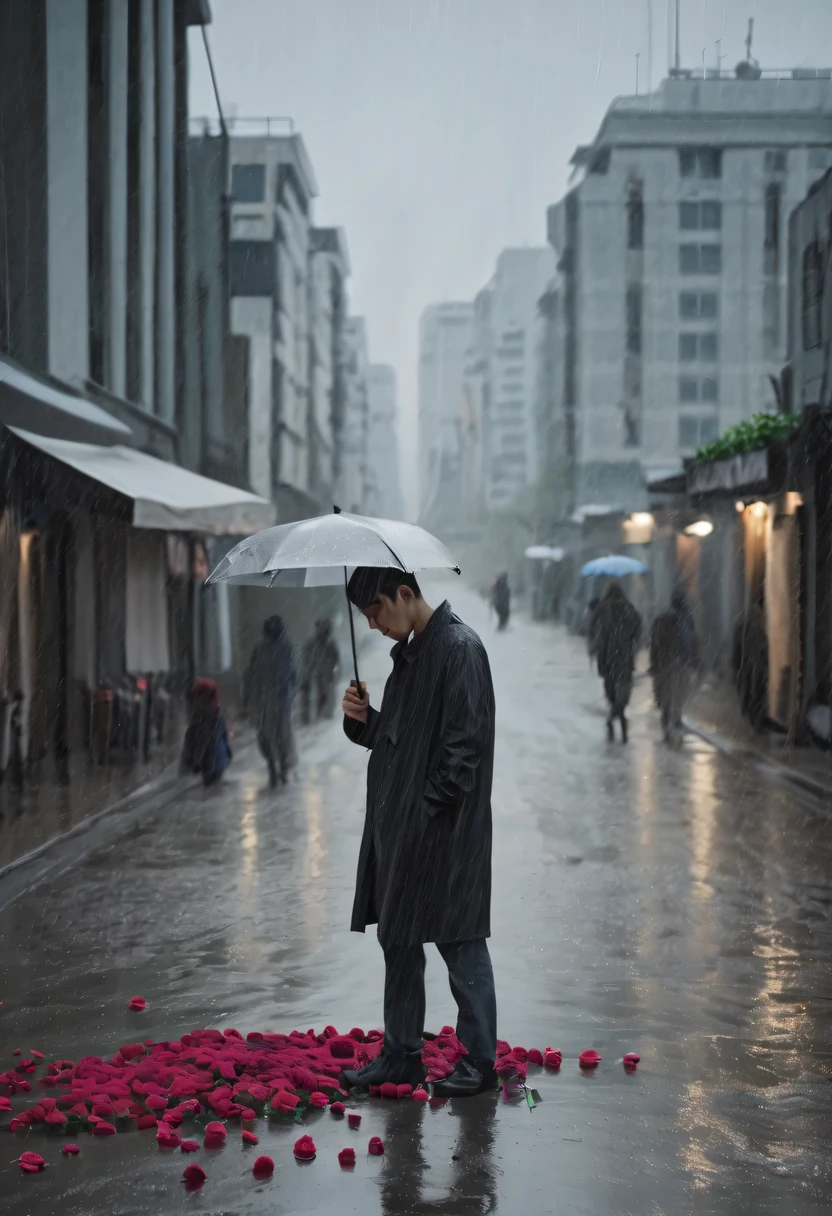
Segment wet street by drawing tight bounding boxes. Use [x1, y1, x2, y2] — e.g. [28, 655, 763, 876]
[2, 580, 831, 1215]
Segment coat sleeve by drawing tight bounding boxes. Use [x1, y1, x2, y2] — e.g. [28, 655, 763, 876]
[423, 640, 492, 815]
[343, 706, 381, 749]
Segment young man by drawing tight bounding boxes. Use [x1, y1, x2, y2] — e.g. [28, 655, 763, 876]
[341, 567, 497, 1097]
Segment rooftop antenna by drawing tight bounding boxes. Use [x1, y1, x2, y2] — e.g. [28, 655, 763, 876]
[716, 37, 726, 75]
[745, 16, 754, 63]
[702, 47, 706, 78]
[674, 0, 681, 72]
[636, 51, 640, 94]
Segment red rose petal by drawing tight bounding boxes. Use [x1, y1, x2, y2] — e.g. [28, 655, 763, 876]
[543, 1049, 563, 1070]
[45, 1110, 67, 1125]
[0, 1096, 12, 1111]
[128, 996, 147, 1012]
[368, 1136, 385, 1156]
[242, 1129, 259, 1145]
[182, 1163, 206, 1184]
[578, 1049, 601, 1069]
[527, 1049, 544, 1065]
[92, 1120, 117, 1135]
[309, 1091, 329, 1108]
[137, 1114, 158, 1130]
[19, 1151, 46, 1172]
[62, 1143, 81, 1155]
[330, 1101, 345, 1116]
[12, 1048, 20, 1056]
[623, 1053, 641, 1065]
[348, 1113, 361, 1130]
[338, 1147, 356, 1168]
[293, 1134, 316, 1161]
[252, 1154, 275, 1177]
[30, 1050, 44, 1061]
[239, 1106, 257, 1120]
[180, 1139, 200, 1152]
[412, 1087, 429, 1102]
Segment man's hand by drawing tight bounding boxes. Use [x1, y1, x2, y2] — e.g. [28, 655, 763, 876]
[342, 681, 369, 724]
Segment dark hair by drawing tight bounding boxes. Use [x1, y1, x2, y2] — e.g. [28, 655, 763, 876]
[347, 567, 422, 610]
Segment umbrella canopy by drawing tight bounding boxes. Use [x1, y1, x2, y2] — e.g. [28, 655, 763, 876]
[207, 512, 460, 588]
[581, 555, 649, 578]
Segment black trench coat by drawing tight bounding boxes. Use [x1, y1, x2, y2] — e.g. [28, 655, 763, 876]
[345, 601, 495, 948]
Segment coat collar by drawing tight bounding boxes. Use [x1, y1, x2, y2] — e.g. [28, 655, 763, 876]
[391, 600, 452, 665]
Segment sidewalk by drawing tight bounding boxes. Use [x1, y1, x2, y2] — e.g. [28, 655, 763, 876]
[685, 676, 832, 806]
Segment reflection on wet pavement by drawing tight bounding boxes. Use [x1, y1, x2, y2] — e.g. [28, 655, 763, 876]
[1, 584, 831, 1213]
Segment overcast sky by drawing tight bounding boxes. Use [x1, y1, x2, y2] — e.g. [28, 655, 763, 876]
[190, 0, 832, 517]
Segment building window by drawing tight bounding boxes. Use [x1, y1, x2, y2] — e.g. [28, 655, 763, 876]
[679, 148, 722, 179]
[679, 375, 719, 403]
[679, 291, 718, 320]
[231, 163, 266, 203]
[679, 415, 718, 449]
[802, 239, 824, 350]
[680, 244, 721, 274]
[627, 182, 644, 250]
[679, 201, 722, 230]
[679, 332, 718, 361]
[764, 150, 787, 174]
[764, 183, 780, 252]
[625, 285, 642, 353]
[623, 405, 641, 448]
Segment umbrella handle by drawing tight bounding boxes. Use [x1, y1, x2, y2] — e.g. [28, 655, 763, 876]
[343, 565, 361, 689]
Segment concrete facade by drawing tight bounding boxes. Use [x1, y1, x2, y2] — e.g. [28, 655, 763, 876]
[340, 317, 370, 515]
[365, 364, 404, 520]
[308, 227, 350, 509]
[418, 302, 473, 525]
[548, 69, 832, 510]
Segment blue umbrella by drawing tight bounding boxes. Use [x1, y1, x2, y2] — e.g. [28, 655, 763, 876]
[581, 555, 649, 578]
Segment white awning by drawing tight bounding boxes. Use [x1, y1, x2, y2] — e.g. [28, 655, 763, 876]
[0, 358, 131, 445]
[10, 428, 276, 535]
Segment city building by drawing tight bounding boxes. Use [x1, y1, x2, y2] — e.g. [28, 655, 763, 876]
[418, 302, 473, 527]
[308, 228, 350, 510]
[339, 317, 371, 514]
[547, 64, 832, 510]
[0, 1, 272, 791]
[365, 365, 404, 520]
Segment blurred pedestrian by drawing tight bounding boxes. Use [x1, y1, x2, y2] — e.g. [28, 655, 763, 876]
[585, 596, 601, 664]
[181, 678, 232, 786]
[732, 598, 768, 732]
[244, 615, 298, 787]
[649, 588, 699, 744]
[300, 617, 340, 723]
[341, 567, 497, 1098]
[491, 573, 510, 631]
[590, 584, 642, 743]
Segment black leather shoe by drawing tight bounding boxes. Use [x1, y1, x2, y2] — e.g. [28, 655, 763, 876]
[342, 1049, 424, 1089]
[428, 1058, 498, 1097]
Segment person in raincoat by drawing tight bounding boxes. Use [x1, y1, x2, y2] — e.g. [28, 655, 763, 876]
[590, 583, 642, 743]
[340, 567, 497, 1098]
[300, 617, 340, 723]
[181, 678, 232, 786]
[491, 573, 510, 630]
[243, 615, 298, 787]
[649, 588, 699, 744]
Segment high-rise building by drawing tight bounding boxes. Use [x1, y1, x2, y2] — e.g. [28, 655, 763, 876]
[418, 302, 473, 526]
[547, 66, 832, 509]
[365, 364, 404, 520]
[340, 317, 370, 514]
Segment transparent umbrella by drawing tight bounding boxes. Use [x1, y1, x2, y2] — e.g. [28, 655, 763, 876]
[207, 509, 460, 684]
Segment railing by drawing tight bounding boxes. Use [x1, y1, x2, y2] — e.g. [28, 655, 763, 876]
[189, 116, 295, 138]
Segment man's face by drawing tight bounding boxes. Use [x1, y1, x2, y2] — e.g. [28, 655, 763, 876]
[361, 589, 413, 641]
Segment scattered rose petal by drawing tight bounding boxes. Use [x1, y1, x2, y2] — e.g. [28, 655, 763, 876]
[182, 1163, 206, 1184]
[623, 1053, 640, 1065]
[12, 1048, 20, 1056]
[180, 1139, 200, 1153]
[348, 1113, 362, 1130]
[252, 1154, 275, 1177]
[145, 1094, 167, 1111]
[45, 1110, 67, 1125]
[412, 1087, 429, 1102]
[30, 1050, 44, 1061]
[293, 1134, 316, 1161]
[239, 1106, 257, 1120]
[62, 1144, 81, 1155]
[0, 1095, 12, 1111]
[527, 1049, 544, 1065]
[330, 1101, 345, 1116]
[368, 1136, 385, 1156]
[269, 1089, 300, 1113]
[338, 1147, 356, 1168]
[19, 1151, 47, 1173]
[137, 1114, 158, 1130]
[242, 1129, 259, 1145]
[92, 1121, 117, 1135]
[379, 1081, 398, 1099]
[157, 1126, 181, 1148]
[204, 1121, 227, 1145]
[309, 1091, 329, 1108]
[396, 1083, 413, 1099]
[128, 996, 147, 1012]
[544, 1049, 563, 1070]
[579, 1050, 601, 1069]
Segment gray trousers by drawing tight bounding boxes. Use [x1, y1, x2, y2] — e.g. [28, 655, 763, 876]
[382, 938, 497, 1064]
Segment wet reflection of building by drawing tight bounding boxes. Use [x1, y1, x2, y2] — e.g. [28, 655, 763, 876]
[379, 1096, 498, 1216]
